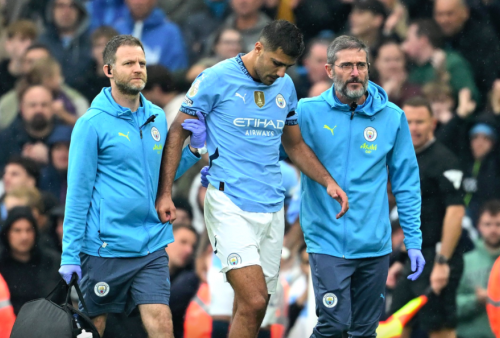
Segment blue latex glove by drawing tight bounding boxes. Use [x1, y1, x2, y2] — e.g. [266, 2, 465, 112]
[407, 249, 425, 281]
[182, 111, 206, 148]
[59, 264, 82, 284]
[200, 166, 210, 188]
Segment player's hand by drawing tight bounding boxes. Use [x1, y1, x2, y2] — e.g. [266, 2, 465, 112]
[386, 261, 404, 289]
[200, 166, 210, 188]
[407, 249, 425, 281]
[182, 111, 206, 148]
[326, 182, 349, 219]
[155, 195, 176, 223]
[430, 262, 450, 295]
[59, 265, 82, 284]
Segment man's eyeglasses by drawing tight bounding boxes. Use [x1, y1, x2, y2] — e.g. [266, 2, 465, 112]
[332, 62, 369, 72]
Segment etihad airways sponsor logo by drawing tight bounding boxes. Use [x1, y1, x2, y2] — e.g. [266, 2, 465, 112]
[360, 143, 377, 153]
[233, 118, 285, 129]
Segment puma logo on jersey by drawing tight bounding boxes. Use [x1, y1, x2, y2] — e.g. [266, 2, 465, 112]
[324, 125, 337, 135]
[119, 132, 130, 141]
[235, 93, 247, 103]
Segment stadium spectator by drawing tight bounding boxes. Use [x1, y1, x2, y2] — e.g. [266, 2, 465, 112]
[457, 200, 500, 338]
[293, 38, 331, 100]
[373, 39, 421, 108]
[38, 0, 92, 89]
[0, 206, 62, 315]
[142, 65, 184, 128]
[434, 0, 500, 96]
[403, 19, 479, 102]
[182, 0, 232, 63]
[39, 125, 71, 204]
[112, 0, 187, 71]
[0, 20, 37, 97]
[379, 0, 409, 39]
[307, 80, 332, 98]
[221, 0, 271, 52]
[421, 82, 455, 133]
[20, 43, 51, 75]
[0, 85, 65, 170]
[73, 26, 119, 103]
[390, 96, 465, 338]
[0, 157, 39, 221]
[156, 0, 205, 25]
[348, 0, 388, 58]
[87, 0, 128, 32]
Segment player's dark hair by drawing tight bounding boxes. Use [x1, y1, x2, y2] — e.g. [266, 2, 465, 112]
[479, 200, 500, 219]
[402, 96, 433, 118]
[413, 19, 444, 49]
[259, 20, 305, 59]
[5, 156, 41, 185]
[103, 35, 145, 66]
[143, 65, 176, 93]
[172, 197, 194, 221]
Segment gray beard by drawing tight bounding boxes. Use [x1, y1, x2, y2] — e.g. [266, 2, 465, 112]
[333, 75, 368, 101]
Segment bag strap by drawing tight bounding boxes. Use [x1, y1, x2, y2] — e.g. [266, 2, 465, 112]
[46, 278, 67, 300]
[67, 274, 90, 314]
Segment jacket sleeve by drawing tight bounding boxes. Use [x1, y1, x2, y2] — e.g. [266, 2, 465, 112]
[61, 117, 99, 265]
[456, 263, 482, 320]
[387, 112, 422, 250]
[174, 146, 200, 181]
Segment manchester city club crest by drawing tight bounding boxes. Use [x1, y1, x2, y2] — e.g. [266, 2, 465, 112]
[94, 282, 110, 297]
[227, 253, 242, 266]
[323, 293, 338, 308]
[364, 127, 377, 142]
[275, 94, 286, 108]
[254, 91, 265, 108]
[151, 126, 161, 142]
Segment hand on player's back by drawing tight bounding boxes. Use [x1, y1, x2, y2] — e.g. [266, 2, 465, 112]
[326, 182, 349, 219]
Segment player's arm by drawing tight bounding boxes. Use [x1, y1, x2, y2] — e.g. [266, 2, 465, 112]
[281, 124, 348, 218]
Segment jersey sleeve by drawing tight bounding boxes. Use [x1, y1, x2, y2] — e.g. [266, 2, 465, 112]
[286, 78, 298, 126]
[436, 155, 465, 206]
[179, 68, 219, 116]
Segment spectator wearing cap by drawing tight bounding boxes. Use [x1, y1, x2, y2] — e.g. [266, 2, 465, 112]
[434, 0, 500, 96]
[112, 0, 187, 71]
[402, 19, 480, 102]
[0, 85, 66, 171]
[0, 20, 38, 97]
[0, 206, 63, 315]
[348, 0, 388, 59]
[38, 0, 92, 89]
[39, 125, 72, 204]
[73, 26, 119, 103]
[462, 123, 500, 225]
[0, 157, 39, 221]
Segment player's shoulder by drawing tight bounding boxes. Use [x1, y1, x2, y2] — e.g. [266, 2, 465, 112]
[208, 57, 238, 77]
[79, 108, 105, 123]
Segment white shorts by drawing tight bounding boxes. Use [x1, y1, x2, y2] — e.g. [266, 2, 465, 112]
[207, 253, 234, 316]
[204, 184, 285, 294]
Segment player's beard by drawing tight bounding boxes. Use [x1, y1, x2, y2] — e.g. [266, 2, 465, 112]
[114, 75, 147, 96]
[333, 72, 368, 101]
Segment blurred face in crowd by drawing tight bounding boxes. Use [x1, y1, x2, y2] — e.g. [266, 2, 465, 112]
[166, 228, 197, 269]
[402, 24, 427, 64]
[52, 142, 70, 171]
[404, 105, 436, 149]
[92, 36, 109, 66]
[214, 29, 242, 60]
[23, 48, 50, 74]
[53, 0, 80, 33]
[254, 42, 296, 85]
[126, 0, 157, 21]
[326, 48, 369, 101]
[21, 86, 54, 131]
[434, 0, 469, 37]
[349, 9, 384, 37]
[8, 218, 36, 256]
[375, 42, 406, 80]
[2, 164, 35, 193]
[173, 209, 192, 227]
[471, 134, 494, 160]
[477, 211, 500, 249]
[5, 34, 33, 60]
[108, 45, 147, 96]
[231, 0, 263, 18]
[308, 80, 331, 97]
[42, 66, 64, 92]
[304, 43, 329, 84]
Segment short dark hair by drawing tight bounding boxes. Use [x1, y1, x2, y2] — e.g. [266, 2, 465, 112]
[172, 223, 198, 237]
[6, 20, 38, 40]
[102, 35, 145, 66]
[5, 156, 40, 185]
[413, 19, 444, 49]
[402, 96, 433, 117]
[91, 26, 119, 45]
[143, 65, 175, 93]
[479, 200, 500, 219]
[259, 20, 305, 59]
[304, 38, 331, 59]
[25, 43, 51, 56]
[327, 35, 369, 65]
[172, 197, 193, 221]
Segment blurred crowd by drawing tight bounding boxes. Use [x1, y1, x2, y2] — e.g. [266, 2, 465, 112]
[0, 0, 499, 337]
